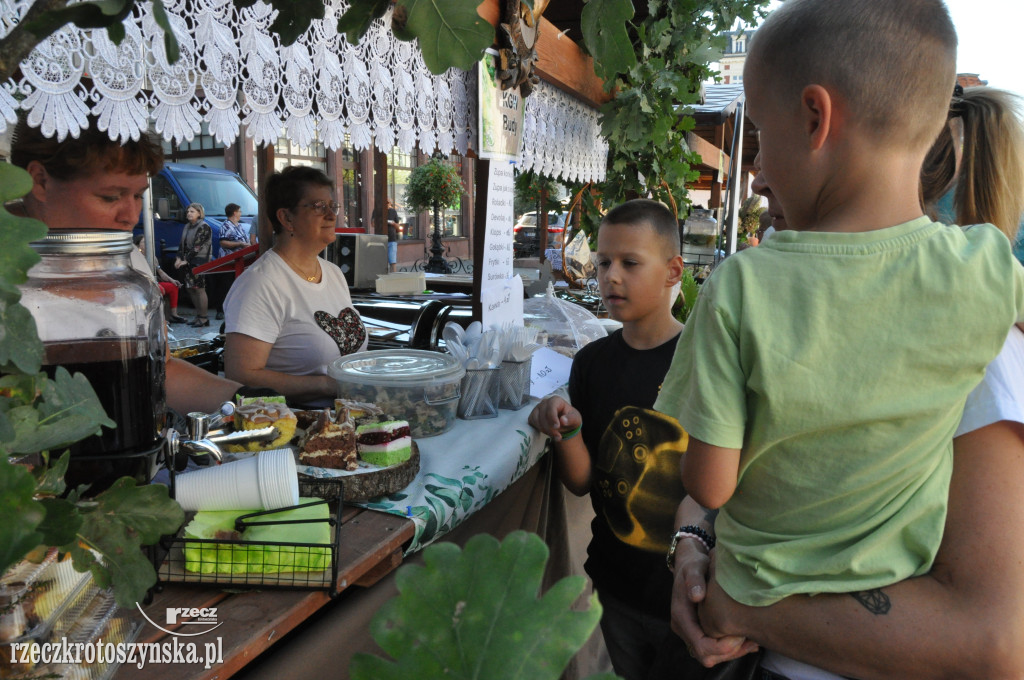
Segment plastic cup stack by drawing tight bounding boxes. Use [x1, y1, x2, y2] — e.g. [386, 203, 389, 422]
[257, 449, 299, 509]
[175, 449, 298, 511]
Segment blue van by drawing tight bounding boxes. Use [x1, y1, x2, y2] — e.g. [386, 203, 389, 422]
[136, 163, 259, 268]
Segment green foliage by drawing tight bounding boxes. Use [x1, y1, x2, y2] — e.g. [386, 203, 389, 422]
[672, 268, 701, 324]
[405, 157, 465, 215]
[582, 0, 770, 210]
[739, 195, 764, 235]
[0, 163, 185, 608]
[396, 0, 495, 75]
[349, 531, 617, 680]
[581, 0, 637, 82]
[63, 479, 183, 607]
[513, 170, 564, 220]
[337, 0, 493, 75]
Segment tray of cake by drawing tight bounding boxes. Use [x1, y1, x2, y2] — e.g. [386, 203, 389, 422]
[219, 398, 420, 502]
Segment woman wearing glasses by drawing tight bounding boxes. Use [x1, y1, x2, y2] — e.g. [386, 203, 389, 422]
[223, 166, 367, 406]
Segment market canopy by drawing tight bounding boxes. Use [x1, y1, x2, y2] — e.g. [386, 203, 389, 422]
[0, 0, 607, 183]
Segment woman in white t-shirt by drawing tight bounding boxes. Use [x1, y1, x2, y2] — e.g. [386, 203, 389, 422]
[223, 167, 367, 406]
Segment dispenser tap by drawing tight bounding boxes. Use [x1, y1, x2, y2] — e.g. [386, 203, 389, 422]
[167, 404, 279, 470]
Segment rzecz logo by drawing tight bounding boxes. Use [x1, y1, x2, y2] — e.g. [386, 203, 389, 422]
[136, 605, 223, 636]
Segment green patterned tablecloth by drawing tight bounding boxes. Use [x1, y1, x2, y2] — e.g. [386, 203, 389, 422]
[353, 404, 548, 552]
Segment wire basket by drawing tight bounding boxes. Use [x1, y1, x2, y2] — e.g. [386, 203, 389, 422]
[156, 478, 344, 596]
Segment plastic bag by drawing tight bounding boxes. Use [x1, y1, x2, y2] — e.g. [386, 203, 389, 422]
[524, 283, 607, 358]
[563, 230, 596, 281]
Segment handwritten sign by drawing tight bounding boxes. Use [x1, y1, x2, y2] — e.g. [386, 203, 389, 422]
[478, 49, 525, 161]
[481, 161, 515, 285]
[481, 275, 524, 329]
[529, 346, 574, 398]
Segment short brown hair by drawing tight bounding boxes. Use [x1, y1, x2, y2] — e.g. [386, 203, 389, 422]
[263, 166, 333, 234]
[601, 199, 680, 254]
[749, 0, 956, 151]
[10, 115, 163, 179]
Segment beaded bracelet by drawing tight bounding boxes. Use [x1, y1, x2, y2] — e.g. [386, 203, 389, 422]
[666, 524, 716, 571]
[559, 424, 582, 440]
[676, 526, 716, 551]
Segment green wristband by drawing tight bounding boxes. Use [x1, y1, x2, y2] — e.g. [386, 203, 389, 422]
[559, 424, 581, 440]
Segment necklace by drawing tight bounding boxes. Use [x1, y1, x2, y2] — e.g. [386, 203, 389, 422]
[278, 251, 320, 282]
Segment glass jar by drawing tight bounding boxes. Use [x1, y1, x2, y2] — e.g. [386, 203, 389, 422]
[19, 231, 167, 491]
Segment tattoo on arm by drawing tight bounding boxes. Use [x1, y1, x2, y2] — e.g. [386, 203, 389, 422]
[851, 589, 891, 615]
[701, 505, 719, 525]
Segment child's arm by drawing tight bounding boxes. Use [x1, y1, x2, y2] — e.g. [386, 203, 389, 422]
[528, 395, 591, 496]
[681, 437, 741, 509]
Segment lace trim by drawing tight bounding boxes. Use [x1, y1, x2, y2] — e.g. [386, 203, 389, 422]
[3, 0, 606, 182]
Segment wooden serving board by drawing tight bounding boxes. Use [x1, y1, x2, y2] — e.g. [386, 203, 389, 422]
[298, 441, 420, 502]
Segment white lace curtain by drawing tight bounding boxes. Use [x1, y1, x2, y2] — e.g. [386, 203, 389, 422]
[1, 0, 607, 182]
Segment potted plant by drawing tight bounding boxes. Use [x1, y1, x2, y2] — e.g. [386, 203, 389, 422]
[0, 162, 184, 608]
[404, 156, 465, 274]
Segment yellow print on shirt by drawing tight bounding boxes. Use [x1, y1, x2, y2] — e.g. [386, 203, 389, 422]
[594, 406, 689, 553]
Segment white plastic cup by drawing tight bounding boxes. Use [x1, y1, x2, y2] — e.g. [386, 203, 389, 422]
[175, 455, 262, 511]
[257, 449, 299, 510]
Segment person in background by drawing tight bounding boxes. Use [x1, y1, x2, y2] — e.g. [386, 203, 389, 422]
[134, 234, 186, 323]
[9, 116, 248, 415]
[173, 202, 211, 327]
[219, 202, 249, 255]
[672, 58, 1024, 680]
[210, 201, 249, 320]
[754, 210, 774, 242]
[223, 166, 367, 407]
[381, 198, 402, 272]
[529, 200, 716, 679]
[656, 2, 1024, 679]
[923, 85, 1024, 260]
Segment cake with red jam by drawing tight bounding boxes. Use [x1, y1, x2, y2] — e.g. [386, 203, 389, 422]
[355, 420, 412, 466]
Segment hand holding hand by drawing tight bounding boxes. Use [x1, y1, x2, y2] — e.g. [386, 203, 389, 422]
[671, 542, 757, 667]
[527, 396, 582, 440]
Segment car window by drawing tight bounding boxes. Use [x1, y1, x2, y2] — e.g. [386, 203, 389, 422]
[173, 172, 259, 216]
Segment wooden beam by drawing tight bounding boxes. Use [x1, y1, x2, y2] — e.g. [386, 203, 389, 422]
[477, 1, 610, 109]
[687, 131, 728, 173]
[472, 158, 489, 322]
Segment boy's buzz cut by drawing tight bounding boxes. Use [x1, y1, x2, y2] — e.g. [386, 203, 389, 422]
[750, 0, 956, 151]
[601, 199, 680, 254]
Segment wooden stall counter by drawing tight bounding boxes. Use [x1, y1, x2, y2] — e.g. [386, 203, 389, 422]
[114, 406, 589, 680]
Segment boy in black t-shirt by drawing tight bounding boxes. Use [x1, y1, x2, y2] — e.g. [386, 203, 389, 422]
[529, 200, 701, 680]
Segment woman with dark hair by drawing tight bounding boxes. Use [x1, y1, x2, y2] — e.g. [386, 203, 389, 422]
[9, 116, 246, 414]
[174, 201, 212, 326]
[223, 166, 367, 406]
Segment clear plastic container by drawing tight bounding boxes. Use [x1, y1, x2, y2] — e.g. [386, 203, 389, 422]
[0, 549, 94, 676]
[524, 283, 607, 358]
[328, 350, 466, 437]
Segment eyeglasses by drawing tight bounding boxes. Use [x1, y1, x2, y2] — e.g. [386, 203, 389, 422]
[300, 200, 341, 217]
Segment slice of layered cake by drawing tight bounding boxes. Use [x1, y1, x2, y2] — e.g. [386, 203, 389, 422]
[355, 420, 412, 466]
[227, 399, 298, 451]
[299, 407, 358, 470]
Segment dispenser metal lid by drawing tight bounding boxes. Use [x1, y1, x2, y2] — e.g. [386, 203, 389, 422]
[30, 230, 133, 255]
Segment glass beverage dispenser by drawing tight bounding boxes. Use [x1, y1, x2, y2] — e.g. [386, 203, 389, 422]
[19, 231, 167, 493]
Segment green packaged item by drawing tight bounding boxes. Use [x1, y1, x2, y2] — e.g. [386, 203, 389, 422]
[182, 499, 331, 574]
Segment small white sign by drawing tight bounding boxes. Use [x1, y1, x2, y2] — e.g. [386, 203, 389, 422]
[481, 275, 524, 329]
[529, 346, 574, 398]
[481, 161, 515, 284]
